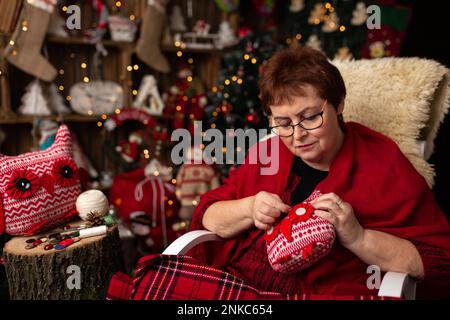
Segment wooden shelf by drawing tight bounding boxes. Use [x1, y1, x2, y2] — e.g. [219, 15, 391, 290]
[0, 114, 103, 124]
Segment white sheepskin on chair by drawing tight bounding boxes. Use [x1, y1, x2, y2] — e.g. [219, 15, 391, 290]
[333, 58, 450, 187]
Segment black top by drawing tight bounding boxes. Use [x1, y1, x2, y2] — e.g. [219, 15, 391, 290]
[290, 156, 329, 205]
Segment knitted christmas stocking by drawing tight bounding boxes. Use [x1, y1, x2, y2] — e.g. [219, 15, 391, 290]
[136, 0, 170, 73]
[4, 0, 57, 82]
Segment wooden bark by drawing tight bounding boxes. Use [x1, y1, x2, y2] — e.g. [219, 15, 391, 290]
[3, 220, 124, 300]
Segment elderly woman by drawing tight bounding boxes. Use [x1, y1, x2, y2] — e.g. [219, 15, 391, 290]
[190, 46, 450, 299]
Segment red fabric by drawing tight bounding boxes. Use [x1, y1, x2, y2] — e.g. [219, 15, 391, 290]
[106, 254, 397, 300]
[190, 122, 450, 299]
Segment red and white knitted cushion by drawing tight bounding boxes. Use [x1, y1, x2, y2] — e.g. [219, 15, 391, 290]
[265, 191, 336, 274]
[0, 125, 81, 236]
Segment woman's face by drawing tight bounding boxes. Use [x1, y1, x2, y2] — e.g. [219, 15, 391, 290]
[269, 85, 344, 170]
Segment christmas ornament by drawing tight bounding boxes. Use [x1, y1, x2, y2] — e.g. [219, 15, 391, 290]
[108, 14, 137, 42]
[69, 80, 124, 116]
[169, 5, 187, 32]
[133, 75, 165, 116]
[0, 125, 81, 236]
[351, 2, 368, 26]
[18, 79, 52, 116]
[76, 189, 109, 221]
[289, 0, 305, 13]
[4, 0, 57, 82]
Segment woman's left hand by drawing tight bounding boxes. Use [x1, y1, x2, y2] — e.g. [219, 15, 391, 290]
[310, 193, 365, 250]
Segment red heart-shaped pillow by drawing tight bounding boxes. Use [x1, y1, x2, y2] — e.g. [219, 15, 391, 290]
[265, 199, 336, 274]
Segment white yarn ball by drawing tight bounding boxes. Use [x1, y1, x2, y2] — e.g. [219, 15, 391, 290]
[76, 189, 109, 221]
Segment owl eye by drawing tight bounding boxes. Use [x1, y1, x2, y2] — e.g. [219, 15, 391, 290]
[16, 178, 31, 191]
[52, 159, 79, 187]
[60, 166, 73, 178]
[6, 169, 41, 199]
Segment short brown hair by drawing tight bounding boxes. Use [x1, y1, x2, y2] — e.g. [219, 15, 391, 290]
[259, 46, 346, 115]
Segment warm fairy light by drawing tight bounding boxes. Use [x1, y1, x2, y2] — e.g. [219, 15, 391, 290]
[181, 43, 186, 49]
[87, 110, 93, 115]
[231, 76, 237, 82]
[188, 58, 194, 64]
[127, 66, 133, 71]
[212, 111, 218, 117]
[101, 114, 107, 120]
[286, 38, 292, 45]
[212, 86, 218, 92]
[144, 154, 150, 159]
[132, 90, 138, 95]
[329, 7, 334, 12]
[129, 15, 136, 21]
[211, 123, 216, 128]
[295, 33, 302, 40]
[11, 50, 17, 56]
[192, 200, 198, 205]
[200, 143, 205, 150]
[115, 108, 121, 114]
[143, 149, 149, 155]
[243, 54, 250, 60]
[58, 85, 64, 91]
[66, 96, 72, 101]
[325, 2, 331, 9]
[224, 79, 230, 85]
[62, 6, 68, 12]
[9, 40, 15, 46]
[237, 79, 243, 85]
[177, 51, 183, 57]
[237, 147, 242, 152]
[222, 147, 227, 153]
[224, 93, 229, 98]
[171, 179, 176, 184]
[153, 171, 160, 177]
[168, 200, 173, 205]
[176, 105, 182, 111]
[187, 76, 193, 82]
[22, 25, 28, 32]
[314, 18, 320, 24]
[115, 1, 122, 8]
[59, 69, 65, 75]
[339, 25, 346, 32]
[182, 96, 188, 102]
[83, 76, 90, 83]
[174, 41, 181, 47]
[133, 64, 139, 70]
[97, 121, 103, 127]
[81, 63, 87, 69]
[251, 58, 257, 64]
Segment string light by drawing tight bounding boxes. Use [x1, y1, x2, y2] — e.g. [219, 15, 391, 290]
[21, 21, 28, 32]
[87, 110, 93, 116]
[58, 85, 64, 91]
[62, 6, 68, 12]
[59, 69, 65, 75]
[115, 1, 122, 8]
[339, 25, 346, 32]
[176, 105, 182, 111]
[212, 86, 218, 92]
[97, 121, 103, 127]
[187, 76, 193, 82]
[171, 179, 177, 184]
[9, 40, 15, 46]
[168, 200, 173, 205]
[237, 79, 243, 85]
[81, 63, 87, 69]
[243, 54, 250, 60]
[101, 114, 107, 120]
[188, 58, 194, 64]
[224, 79, 230, 85]
[325, 2, 331, 9]
[115, 108, 121, 114]
[133, 64, 139, 70]
[66, 96, 72, 101]
[83, 76, 90, 83]
[132, 90, 138, 95]
[295, 33, 302, 40]
[177, 51, 183, 57]
[126, 65, 133, 71]
[211, 123, 216, 128]
[251, 58, 257, 64]
[129, 15, 136, 21]
[174, 41, 181, 47]
[231, 76, 237, 82]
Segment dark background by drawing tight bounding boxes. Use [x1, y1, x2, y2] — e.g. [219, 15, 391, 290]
[399, 0, 450, 220]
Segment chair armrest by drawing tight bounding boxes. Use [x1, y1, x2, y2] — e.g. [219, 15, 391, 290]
[378, 272, 417, 300]
[162, 230, 222, 255]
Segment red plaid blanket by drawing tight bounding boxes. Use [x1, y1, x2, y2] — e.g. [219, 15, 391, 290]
[106, 254, 399, 300]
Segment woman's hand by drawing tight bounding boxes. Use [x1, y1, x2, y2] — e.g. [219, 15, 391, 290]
[252, 191, 291, 231]
[311, 193, 365, 250]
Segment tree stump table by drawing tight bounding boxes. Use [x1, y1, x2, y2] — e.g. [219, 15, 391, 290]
[2, 219, 124, 300]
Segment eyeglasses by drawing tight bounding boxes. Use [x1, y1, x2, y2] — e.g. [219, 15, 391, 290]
[269, 100, 327, 137]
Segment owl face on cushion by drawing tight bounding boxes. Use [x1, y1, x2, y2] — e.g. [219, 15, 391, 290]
[0, 125, 81, 236]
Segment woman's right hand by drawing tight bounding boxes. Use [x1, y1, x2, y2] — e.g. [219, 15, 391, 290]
[251, 191, 291, 230]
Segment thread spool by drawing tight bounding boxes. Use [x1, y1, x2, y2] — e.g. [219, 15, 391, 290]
[76, 190, 109, 221]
